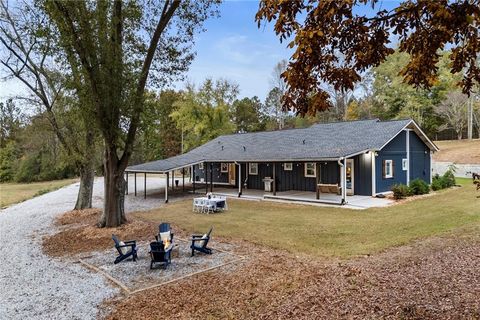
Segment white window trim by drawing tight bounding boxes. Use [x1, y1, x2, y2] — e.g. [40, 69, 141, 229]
[304, 162, 316, 178]
[402, 158, 408, 171]
[249, 163, 258, 175]
[198, 163, 204, 170]
[284, 163, 293, 171]
[384, 160, 393, 178]
[220, 163, 228, 173]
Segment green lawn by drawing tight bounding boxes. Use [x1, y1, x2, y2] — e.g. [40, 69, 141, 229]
[135, 178, 480, 258]
[0, 178, 78, 208]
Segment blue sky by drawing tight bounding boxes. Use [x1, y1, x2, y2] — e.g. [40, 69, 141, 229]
[182, 1, 291, 100]
[183, 0, 401, 100]
[0, 0, 401, 102]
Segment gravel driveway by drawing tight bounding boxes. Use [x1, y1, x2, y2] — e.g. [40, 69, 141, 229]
[0, 177, 168, 320]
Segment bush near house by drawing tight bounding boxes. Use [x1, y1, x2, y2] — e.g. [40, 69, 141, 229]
[392, 184, 411, 199]
[409, 178, 430, 195]
[431, 168, 457, 191]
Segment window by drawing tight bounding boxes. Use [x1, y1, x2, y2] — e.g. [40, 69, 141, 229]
[198, 163, 204, 170]
[402, 158, 408, 171]
[249, 163, 258, 175]
[383, 160, 394, 178]
[220, 163, 228, 173]
[304, 162, 316, 178]
[284, 163, 292, 171]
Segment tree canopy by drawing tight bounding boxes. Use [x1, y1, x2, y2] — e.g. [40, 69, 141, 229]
[256, 0, 480, 116]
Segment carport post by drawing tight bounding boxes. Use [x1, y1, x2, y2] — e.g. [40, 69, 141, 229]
[182, 169, 185, 192]
[144, 172, 146, 199]
[171, 170, 175, 190]
[238, 163, 242, 197]
[134, 172, 137, 196]
[272, 163, 276, 196]
[205, 162, 208, 194]
[192, 165, 196, 193]
[165, 172, 169, 203]
[210, 163, 213, 193]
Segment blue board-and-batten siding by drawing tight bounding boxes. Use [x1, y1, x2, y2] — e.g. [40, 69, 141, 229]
[245, 161, 340, 192]
[193, 163, 229, 184]
[353, 153, 372, 196]
[409, 131, 431, 183]
[375, 130, 431, 193]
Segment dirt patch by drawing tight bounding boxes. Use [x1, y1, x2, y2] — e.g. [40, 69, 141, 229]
[43, 209, 159, 257]
[104, 235, 480, 319]
[433, 139, 480, 164]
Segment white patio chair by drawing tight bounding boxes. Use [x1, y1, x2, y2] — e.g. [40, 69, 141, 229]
[203, 199, 215, 214]
[193, 198, 203, 213]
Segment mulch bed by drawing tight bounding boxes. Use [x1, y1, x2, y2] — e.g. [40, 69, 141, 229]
[104, 235, 480, 320]
[43, 209, 164, 257]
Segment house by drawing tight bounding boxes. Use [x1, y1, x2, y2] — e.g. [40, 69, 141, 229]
[126, 119, 438, 204]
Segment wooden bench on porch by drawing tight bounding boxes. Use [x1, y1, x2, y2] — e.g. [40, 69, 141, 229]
[316, 183, 342, 199]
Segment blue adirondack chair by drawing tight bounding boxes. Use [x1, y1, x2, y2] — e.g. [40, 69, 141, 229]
[190, 227, 213, 256]
[112, 234, 138, 264]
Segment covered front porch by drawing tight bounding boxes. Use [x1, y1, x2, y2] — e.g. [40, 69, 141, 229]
[211, 187, 392, 209]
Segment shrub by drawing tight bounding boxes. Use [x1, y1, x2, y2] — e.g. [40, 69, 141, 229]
[442, 169, 456, 188]
[431, 176, 443, 191]
[392, 183, 410, 199]
[431, 170, 457, 191]
[409, 178, 430, 195]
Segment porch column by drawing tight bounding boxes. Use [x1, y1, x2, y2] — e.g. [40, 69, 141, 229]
[192, 165, 196, 193]
[182, 168, 185, 192]
[406, 129, 411, 185]
[171, 170, 175, 190]
[316, 163, 320, 199]
[144, 172, 147, 199]
[125, 172, 129, 195]
[272, 163, 276, 196]
[343, 158, 347, 204]
[165, 172, 169, 203]
[238, 162, 242, 197]
[371, 152, 376, 196]
[205, 162, 208, 194]
[134, 172, 137, 196]
[210, 163, 213, 193]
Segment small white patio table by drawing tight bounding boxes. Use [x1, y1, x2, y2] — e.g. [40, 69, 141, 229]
[193, 197, 226, 213]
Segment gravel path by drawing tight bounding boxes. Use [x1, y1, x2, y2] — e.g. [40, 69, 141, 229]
[0, 177, 169, 320]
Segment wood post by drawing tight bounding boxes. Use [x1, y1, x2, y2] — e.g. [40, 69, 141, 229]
[165, 172, 169, 203]
[144, 172, 146, 199]
[210, 163, 213, 193]
[182, 168, 185, 192]
[238, 163, 242, 197]
[272, 162, 276, 196]
[316, 163, 320, 199]
[172, 170, 174, 190]
[134, 172, 137, 196]
[192, 165, 196, 193]
[205, 162, 208, 194]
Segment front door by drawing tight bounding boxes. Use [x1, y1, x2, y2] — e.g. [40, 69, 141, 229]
[228, 164, 236, 185]
[346, 159, 354, 195]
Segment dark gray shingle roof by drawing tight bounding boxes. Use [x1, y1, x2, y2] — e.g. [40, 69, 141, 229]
[126, 119, 419, 172]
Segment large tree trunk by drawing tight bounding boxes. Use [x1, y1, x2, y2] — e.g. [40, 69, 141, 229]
[74, 162, 95, 210]
[99, 149, 126, 227]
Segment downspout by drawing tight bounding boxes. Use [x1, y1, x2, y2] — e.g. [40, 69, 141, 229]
[338, 157, 346, 205]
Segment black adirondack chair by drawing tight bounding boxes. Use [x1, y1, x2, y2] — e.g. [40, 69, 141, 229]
[149, 241, 173, 269]
[156, 222, 174, 243]
[112, 234, 138, 264]
[190, 227, 213, 256]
